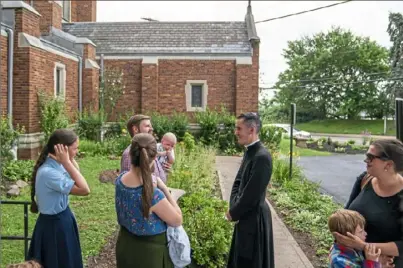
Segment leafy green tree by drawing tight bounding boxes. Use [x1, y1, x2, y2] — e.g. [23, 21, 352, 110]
[273, 26, 390, 119]
[386, 12, 403, 105]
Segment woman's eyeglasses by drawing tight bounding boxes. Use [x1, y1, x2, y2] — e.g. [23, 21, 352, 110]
[365, 153, 389, 162]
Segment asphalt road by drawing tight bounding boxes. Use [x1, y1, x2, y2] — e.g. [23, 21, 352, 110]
[296, 154, 367, 205]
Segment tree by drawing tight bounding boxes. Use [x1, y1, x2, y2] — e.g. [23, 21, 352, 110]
[273, 26, 390, 119]
[99, 67, 125, 114]
[386, 12, 403, 104]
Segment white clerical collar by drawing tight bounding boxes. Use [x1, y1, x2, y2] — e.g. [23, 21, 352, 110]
[245, 139, 260, 148]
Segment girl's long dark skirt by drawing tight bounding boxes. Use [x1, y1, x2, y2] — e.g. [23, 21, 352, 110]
[116, 226, 174, 268]
[27, 206, 83, 268]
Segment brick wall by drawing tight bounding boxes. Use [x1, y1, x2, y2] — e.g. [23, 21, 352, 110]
[1, 35, 8, 115]
[13, 47, 79, 134]
[141, 64, 159, 113]
[102, 56, 260, 119]
[82, 67, 99, 111]
[33, 0, 62, 34]
[102, 60, 142, 119]
[14, 8, 40, 38]
[82, 44, 99, 110]
[158, 59, 236, 115]
[235, 43, 259, 115]
[83, 45, 96, 60]
[29, 49, 79, 132]
[71, 0, 97, 22]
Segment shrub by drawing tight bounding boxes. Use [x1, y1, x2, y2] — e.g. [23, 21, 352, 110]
[0, 115, 24, 163]
[103, 122, 125, 139]
[347, 139, 356, 145]
[2, 160, 35, 182]
[182, 132, 196, 153]
[194, 108, 220, 147]
[78, 135, 131, 158]
[170, 112, 189, 141]
[271, 156, 302, 185]
[78, 140, 109, 157]
[150, 112, 189, 142]
[180, 191, 232, 268]
[37, 90, 70, 140]
[76, 108, 106, 141]
[168, 144, 232, 267]
[217, 109, 242, 155]
[259, 125, 283, 152]
[195, 106, 242, 154]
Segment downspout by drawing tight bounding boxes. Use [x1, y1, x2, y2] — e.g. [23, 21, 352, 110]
[78, 56, 83, 117]
[100, 53, 104, 111]
[5, 28, 13, 130]
[4, 25, 17, 159]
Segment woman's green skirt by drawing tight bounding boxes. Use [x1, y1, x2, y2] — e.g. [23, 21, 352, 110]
[116, 226, 174, 268]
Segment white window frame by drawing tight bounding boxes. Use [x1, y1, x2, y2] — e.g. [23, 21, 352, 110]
[185, 80, 208, 112]
[60, 0, 71, 22]
[54, 62, 66, 99]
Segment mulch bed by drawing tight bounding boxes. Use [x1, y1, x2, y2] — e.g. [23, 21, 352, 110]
[267, 194, 324, 268]
[99, 169, 120, 184]
[86, 229, 119, 268]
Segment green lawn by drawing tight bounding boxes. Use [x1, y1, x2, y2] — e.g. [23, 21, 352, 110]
[1, 156, 119, 266]
[296, 120, 396, 136]
[279, 139, 331, 157]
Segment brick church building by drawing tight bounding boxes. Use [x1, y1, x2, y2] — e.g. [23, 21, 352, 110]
[1, 1, 260, 159]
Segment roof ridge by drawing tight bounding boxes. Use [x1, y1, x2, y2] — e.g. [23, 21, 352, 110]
[63, 21, 245, 25]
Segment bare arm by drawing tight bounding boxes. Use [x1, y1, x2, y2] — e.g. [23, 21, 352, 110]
[151, 178, 182, 226]
[372, 243, 399, 257]
[166, 149, 175, 164]
[71, 158, 80, 170]
[158, 180, 181, 215]
[62, 161, 90, 196]
[334, 232, 400, 257]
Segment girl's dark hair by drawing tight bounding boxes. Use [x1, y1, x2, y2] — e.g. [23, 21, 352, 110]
[30, 129, 78, 213]
[129, 133, 157, 218]
[371, 138, 403, 173]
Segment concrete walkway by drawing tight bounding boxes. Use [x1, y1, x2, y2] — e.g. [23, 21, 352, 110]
[216, 156, 314, 268]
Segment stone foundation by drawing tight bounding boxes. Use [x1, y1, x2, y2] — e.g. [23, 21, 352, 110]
[17, 132, 44, 160]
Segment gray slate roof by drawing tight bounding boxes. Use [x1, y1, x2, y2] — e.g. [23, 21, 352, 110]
[62, 21, 252, 55]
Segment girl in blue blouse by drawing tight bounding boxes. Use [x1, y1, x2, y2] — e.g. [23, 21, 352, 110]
[27, 129, 90, 268]
[115, 133, 182, 268]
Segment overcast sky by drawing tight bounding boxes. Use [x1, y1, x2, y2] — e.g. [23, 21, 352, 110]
[97, 1, 403, 93]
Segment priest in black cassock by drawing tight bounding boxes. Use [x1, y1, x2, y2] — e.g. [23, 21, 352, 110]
[226, 112, 275, 268]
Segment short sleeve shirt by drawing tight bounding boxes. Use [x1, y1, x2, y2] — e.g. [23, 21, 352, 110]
[115, 173, 167, 236]
[35, 157, 75, 215]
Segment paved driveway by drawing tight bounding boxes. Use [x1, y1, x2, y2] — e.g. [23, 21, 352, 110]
[296, 154, 367, 205]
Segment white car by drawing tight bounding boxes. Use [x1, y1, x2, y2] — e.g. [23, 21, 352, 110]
[268, 124, 312, 139]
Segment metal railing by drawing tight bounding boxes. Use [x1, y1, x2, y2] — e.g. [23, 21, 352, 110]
[0, 200, 32, 260]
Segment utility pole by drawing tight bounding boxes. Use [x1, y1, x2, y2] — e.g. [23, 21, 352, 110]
[289, 103, 296, 181]
[396, 98, 403, 142]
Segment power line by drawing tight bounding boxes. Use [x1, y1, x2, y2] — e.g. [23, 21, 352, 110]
[260, 70, 399, 86]
[255, 1, 353, 24]
[259, 46, 389, 64]
[260, 76, 403, 90]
